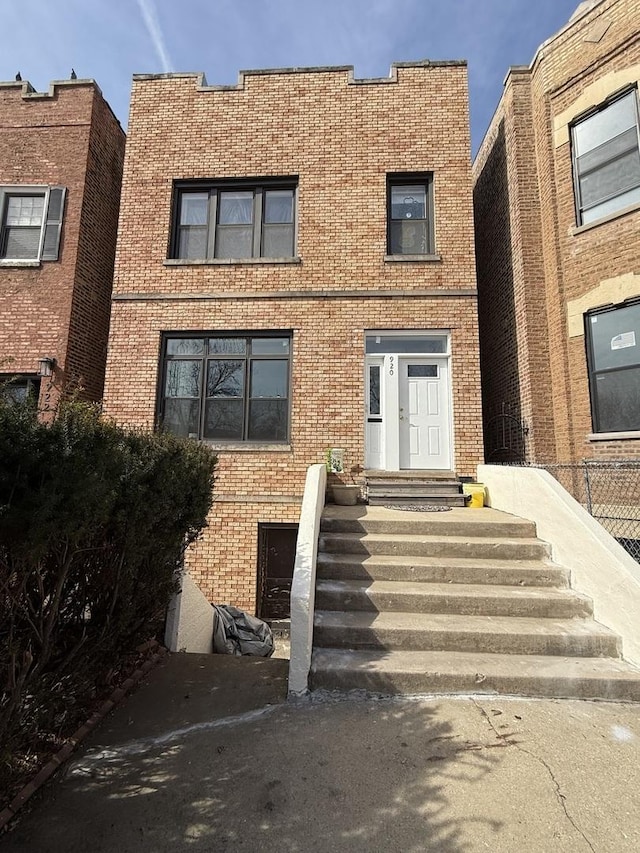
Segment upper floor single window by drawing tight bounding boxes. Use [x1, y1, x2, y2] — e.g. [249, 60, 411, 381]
[586, 300, 640, 433]
[171, 180, 297, 261]
[572, 88, 640, 226]
[387, 174, 434, 255]
[0, 186, 66, 262]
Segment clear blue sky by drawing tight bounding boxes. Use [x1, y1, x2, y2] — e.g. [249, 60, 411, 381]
[3, 0, 582, 154]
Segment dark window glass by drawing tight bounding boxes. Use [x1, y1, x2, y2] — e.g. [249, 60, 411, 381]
[252, 337, 290, 355]
[163, 399, 201, 438]
[173, 183, 296, 260]
[408, 364, 438, 378]
[248, 400, 288, 440]
[587, 303, 640, 432]
[365, 335, 447, 354]
[369, 365, 380, 416]
[161, 334, 291, 442]
[251, 360, 287, 398]
[207, 360, 244, 397]
[165, 361, 201, 398]
[593, 368, 640, 432]
[0, 376, 40, 405]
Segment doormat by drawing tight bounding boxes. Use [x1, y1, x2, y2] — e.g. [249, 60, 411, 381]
[383, 504, 452, 512]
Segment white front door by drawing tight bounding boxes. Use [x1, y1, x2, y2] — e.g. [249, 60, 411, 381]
[398, 358, 451, 469]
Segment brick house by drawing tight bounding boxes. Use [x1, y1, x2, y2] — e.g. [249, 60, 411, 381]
[473, 0, 640, 464]
[0, 77, 125, 410]
[102, 62, 483, 611]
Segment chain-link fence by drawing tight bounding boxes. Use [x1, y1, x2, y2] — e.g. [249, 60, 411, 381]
[512, 461, 640, 563]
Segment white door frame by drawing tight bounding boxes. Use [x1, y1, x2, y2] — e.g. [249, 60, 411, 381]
[364, 332, 453, 471]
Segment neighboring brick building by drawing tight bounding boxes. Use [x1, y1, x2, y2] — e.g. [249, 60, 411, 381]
[473, 0, 640, 464]
[102, 62, 483, 611]
[0, 77, 125, 410]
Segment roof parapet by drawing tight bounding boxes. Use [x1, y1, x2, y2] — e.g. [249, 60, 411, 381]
[0, 78, 102, 100]
[132, 60, 468, 91]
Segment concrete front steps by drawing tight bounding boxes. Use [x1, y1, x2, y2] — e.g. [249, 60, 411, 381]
[310, 505, 640, 700]
[365, 469, 466, 507]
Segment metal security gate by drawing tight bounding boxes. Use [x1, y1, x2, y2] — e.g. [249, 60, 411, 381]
[256, 523, 299, 621]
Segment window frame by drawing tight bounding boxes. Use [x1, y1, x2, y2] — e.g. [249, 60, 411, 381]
[0, 184, 66, 264]
[585, 300, 640, 434]
[386, 173, 435, 257]
[157, 331, 292, 444]
[571, 86, 640, 227]
[170, 178, 298, 261]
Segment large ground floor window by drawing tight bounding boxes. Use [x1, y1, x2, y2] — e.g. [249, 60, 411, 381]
[159, 332, 291, 442]
[586, 300, 640, 432]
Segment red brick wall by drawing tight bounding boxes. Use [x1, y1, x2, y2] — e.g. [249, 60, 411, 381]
[0, 80, 124, 408]
[103, 63, 483, 609]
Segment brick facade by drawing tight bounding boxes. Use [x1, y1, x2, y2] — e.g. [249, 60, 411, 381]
[103, 63, 483, 610]
[0, 78, 125, 409]
[473, 0, 640, 464]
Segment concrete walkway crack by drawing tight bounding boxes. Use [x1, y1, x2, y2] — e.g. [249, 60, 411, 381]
[68, 704, 279, 772]
[472, 699, 597, 853]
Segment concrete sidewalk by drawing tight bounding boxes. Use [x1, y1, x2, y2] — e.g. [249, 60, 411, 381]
[4, 652, 640, 852]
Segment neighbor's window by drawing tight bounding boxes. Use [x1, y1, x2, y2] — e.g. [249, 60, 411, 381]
[160, 334, 291, 442]
[0, 375, 40, 405]
[172, 181, 297, 260]
[572, 88, 640, 225]
[586, 301, 640, 433]
[0, 186, 66, 261]
[387, 174, 434, 255]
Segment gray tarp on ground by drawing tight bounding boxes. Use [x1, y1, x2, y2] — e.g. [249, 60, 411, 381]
[212, 604, 274, 657]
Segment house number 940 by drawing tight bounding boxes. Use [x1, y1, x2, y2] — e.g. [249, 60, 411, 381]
[389, 356, 394, 376]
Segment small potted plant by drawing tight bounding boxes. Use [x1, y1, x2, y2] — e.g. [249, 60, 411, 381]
[326, 448, 362, 505]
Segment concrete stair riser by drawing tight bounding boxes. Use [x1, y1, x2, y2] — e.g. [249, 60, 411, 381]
[310, 650, 640, 701]
[313, 615, 620, 657]
[314, 580, 592, 618]
[320, 517, 536, 538]
[319, 533, 550, 562]
[367, 482, 463, 495]
[316, 555, 570, 587]
[368, 495, 468, 507]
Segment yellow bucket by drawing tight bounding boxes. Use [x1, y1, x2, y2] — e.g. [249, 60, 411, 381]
[462, 483, 485, 509]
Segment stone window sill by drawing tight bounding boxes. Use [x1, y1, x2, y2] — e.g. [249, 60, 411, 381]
[164, 257, 301, 267]
[587, 431, 640, 442]
[0, 259, 40, 268]
[203, 442, 292, 452]
[384, 254, 442, 263]
[572, 201, 640, 236]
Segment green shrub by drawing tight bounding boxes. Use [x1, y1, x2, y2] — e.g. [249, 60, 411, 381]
[0, 397, 216, 765]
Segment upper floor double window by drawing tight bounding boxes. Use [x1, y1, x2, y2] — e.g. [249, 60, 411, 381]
[571, 88, 640, 226]
[171, 180, 297, 261]
[0, 186, 66, 263]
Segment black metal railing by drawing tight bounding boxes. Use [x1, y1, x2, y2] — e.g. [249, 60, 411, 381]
[510, 461, 640, 562]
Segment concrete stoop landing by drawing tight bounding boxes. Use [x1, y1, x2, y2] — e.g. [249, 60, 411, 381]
[310, 505, 640, 701]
